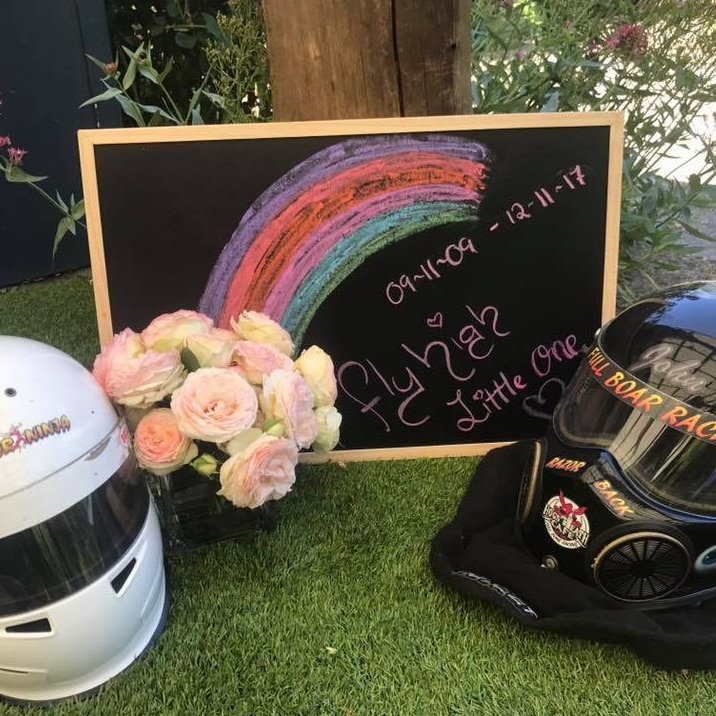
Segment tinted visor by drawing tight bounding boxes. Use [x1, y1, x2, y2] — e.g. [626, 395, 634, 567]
[555, 355, 716, 516]
[0, 456, 149, 617]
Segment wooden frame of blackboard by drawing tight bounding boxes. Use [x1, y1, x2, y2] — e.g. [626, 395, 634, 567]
[78, 112, 623, 462]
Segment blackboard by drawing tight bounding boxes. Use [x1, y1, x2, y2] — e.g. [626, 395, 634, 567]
[78, 114, 623, 460]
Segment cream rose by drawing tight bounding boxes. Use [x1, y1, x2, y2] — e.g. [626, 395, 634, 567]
[261, 369, 318, 449]
[231, 340, 295, 384]
[294, 345, 338, 408]
[312, 405, 342, 453]
[141, 309, 213, 351]
[133, 408, 198, 476]
[185, 327, 237, 368]
[170, 367, 258, 442]
[230, 311, 294, 356]
[92, 328, 186, 409]
[218, 434, 298, 509]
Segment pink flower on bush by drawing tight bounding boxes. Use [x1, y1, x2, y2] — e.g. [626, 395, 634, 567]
[230, 311, 295, 356]
[92, 328, 185, 408]
[262, 369, 318, 449]
[141, 309, 213, 351]
[6, 147, 26, 165]
[231, 340, 295, 384]
[133, 408, 198, 476]
[170, 367, 258, 442]
[604, 23, 648, 59]
[218, 434, 298, 509]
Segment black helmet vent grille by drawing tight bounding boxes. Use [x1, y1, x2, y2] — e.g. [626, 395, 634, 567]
[592, 532, 691, 602]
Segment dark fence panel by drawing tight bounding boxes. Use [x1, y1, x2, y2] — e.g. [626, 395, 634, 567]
[0, 0, 121, 287]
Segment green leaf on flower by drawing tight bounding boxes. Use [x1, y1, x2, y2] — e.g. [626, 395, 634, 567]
[5, 165, 48, 183]
[86, 53, 109, 73]
[137, 62, 160, 85]
[70, 197, 85, 221]
[55, 191, 68, 212]
[79, 86, 123, 108]
[53, 217, 74, 258]
[122, 56, 138, 91]
[180, 347, 201, 372]
[202, 90, 226, 110]
[114, 94, 147, 127]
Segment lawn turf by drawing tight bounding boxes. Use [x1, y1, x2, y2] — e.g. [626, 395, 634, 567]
[1, 271, 715, 716]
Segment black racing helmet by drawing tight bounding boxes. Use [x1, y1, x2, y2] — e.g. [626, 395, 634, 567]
[554, 280, 716, 517]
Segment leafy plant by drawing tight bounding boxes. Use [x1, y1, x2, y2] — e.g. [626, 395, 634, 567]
[83, 0, 270, 126]
[82, 42, 221, 126]
[470, 0, 716, 300]
[104, 0, 226, 116]
[0, 129, 85, 257]
[203, 0, 271, 122]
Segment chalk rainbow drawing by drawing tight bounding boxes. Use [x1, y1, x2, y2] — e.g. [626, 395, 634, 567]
[198, 133, 490, 349]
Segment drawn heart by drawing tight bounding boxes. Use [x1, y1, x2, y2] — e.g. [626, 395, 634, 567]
[522, 378, 567, 421]
[426, 312, 443, 329]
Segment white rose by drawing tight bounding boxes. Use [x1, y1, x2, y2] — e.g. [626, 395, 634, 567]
[312, 405, 342, 453]
[230, 311, 295, 356]
[294, 345, 338, 408]
[185, 328, 237, 368]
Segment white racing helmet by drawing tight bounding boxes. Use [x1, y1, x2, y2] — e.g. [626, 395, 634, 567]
[0, 336, 168, 704]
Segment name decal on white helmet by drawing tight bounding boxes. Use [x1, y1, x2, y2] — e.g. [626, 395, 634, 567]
[0, 416, 72, 458]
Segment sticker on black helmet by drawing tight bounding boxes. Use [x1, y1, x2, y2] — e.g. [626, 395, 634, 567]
[543, 491, 590, 549]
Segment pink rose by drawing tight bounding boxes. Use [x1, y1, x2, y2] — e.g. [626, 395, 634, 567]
[261, 369, 318, 449]
[170, 367, 258, 442]
[92, 328, 186, 409]
[294, 345, 338, 407]
[133, 408, 198, 476]
[231, 340, 295, 384]
[230, 311, 295, 356]
[141, 309, 213, 351]
[218, 434, 298, 509]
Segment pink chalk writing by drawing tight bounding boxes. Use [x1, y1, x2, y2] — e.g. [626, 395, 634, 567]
[386, 237, 477, 305]
[490, 164, 587, 234]
[336, 297, 583, 434]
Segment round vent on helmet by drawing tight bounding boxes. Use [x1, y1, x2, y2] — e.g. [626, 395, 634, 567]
[591, 531, 692, 602]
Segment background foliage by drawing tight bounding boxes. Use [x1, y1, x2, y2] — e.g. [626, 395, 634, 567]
[3, 0, 714, 297]
[470, 0, 716, 299]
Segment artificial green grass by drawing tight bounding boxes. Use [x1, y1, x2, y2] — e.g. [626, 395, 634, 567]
[0, 270, 99, 368]
[1, 272, 716, 715]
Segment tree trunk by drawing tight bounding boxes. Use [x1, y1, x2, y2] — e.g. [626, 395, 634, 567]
[261, 0, 472, 121]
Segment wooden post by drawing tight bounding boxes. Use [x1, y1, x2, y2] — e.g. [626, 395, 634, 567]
[261, 0, 472, 121]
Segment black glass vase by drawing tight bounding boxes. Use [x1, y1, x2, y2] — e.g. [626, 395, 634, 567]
[146, 464, 277, 555]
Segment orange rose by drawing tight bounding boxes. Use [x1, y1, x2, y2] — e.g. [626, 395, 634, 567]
[133, 408, 198, 476]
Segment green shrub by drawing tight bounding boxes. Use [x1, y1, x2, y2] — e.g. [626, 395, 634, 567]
[204, 0, 271, 122]
[104, 0, 227, 119]
[471, 0, 716, 299]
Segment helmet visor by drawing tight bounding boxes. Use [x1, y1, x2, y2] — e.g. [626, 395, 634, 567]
[554, 349, 716, 516]
[0, 455, 149, 617]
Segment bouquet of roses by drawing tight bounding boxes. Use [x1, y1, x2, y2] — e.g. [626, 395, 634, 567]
[92, 309, 342, 510]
